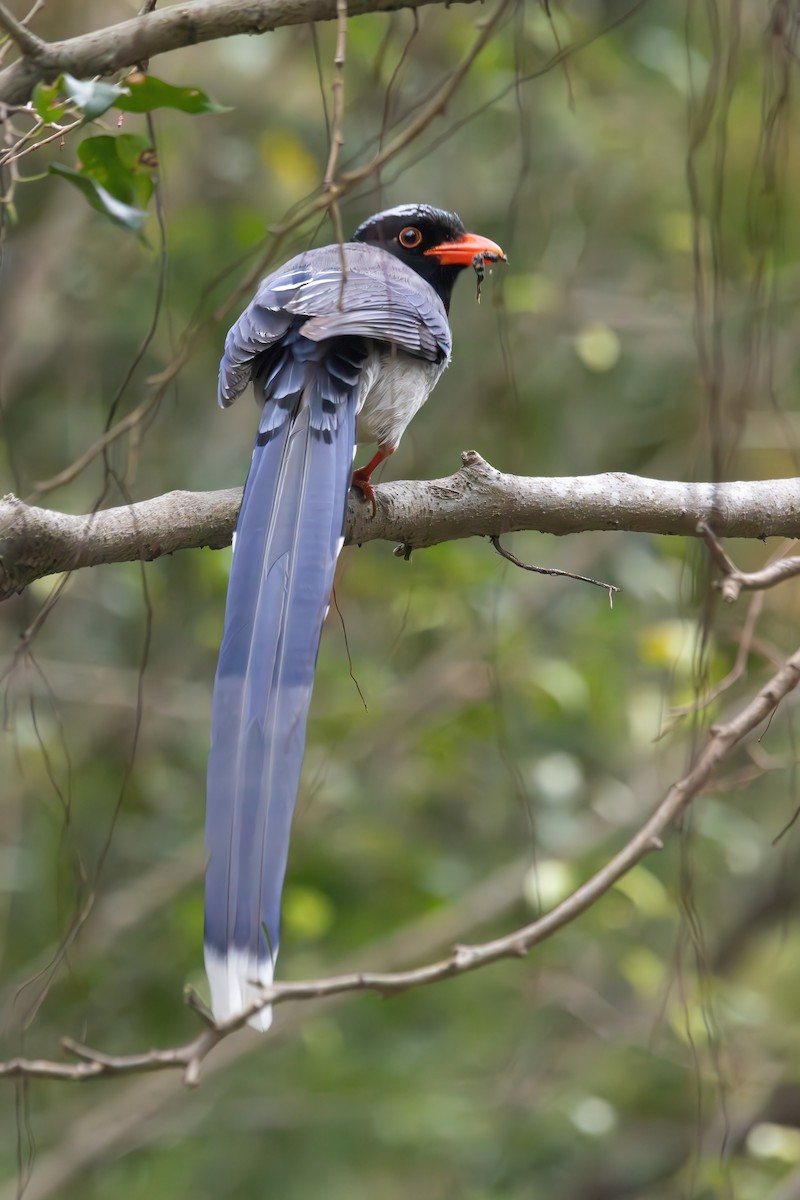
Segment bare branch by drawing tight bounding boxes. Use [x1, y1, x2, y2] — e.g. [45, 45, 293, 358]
[0, 1032, 219, 1083]
[322, 0, 348, 190]
[0, 114, 83, 169]
[0, 1, 47, 58]
[3, 454, 800, 599]
[0, 486, 241, 599]
[698, 520, 800, 601]
[3, 641, 798, 1084]
[232, 643, 800, 1022]
[0, 0, 485, 106]
[0, 859, 530, 1200]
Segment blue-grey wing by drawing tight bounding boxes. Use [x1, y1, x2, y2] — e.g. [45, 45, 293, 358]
[218, 247, 451, 409]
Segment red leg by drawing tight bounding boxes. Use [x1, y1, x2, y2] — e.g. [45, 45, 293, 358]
[351, 444, 394, 516]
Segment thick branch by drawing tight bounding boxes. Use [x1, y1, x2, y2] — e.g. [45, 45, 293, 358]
[0, 0, 482, 106]
[0, 486, 241, 599]
[3, 642, 798, 1084]
[2, 453, 799, 599]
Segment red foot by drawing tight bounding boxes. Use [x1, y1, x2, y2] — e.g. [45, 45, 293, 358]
[351, 469, 378, 516]
[351, 445, 394, 517]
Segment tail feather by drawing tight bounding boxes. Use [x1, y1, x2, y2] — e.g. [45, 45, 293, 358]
[205, 352, 358, 1030]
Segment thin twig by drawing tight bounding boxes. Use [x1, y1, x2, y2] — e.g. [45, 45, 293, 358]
[0, 1027, 221, 1084]
[490, 534, 620, 605]
[698, 520, 800, 600]
[0, 0, 46, 57]
[2, 641, 798, 1084]
[322, 0, 347, 189]
[669, 592, 764, 719]
[0, 115, 82, 168]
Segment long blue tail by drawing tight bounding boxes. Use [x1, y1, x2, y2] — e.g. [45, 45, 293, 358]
[205, 335, 360, 1030]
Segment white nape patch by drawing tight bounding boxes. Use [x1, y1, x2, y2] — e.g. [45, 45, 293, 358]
[205, 946, 275, 1033]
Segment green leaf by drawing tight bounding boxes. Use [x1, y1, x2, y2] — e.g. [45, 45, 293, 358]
[31, 80, 63, 123]
[113, 73, 230, 115]
[75, 134, 155, 208]
[114, 133, 154, 172]
[49, 163, 148, 237]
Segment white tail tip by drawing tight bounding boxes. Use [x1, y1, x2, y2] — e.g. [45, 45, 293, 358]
[204, 946, 275, 1033]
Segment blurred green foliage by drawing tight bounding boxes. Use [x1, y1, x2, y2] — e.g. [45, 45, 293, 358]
[2, 1, 800, 1198]
[41, 73, 227, 232]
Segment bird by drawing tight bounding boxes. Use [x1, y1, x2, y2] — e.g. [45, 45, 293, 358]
[204, 203, 506, 1031]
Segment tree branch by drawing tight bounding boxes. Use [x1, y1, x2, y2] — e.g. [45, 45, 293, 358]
[0, 0, 483, 106]
[0, 1, 46, 58]
[2, 452, 800, 599]
[3, 640, 798, 1085]
[0, 859, 531, 1200]
[698, 519, 800, 601]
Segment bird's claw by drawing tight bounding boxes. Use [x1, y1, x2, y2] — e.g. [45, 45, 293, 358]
[351, 472, 377, 517]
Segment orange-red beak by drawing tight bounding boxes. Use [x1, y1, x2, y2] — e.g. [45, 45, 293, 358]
[424, 231, 507, 266]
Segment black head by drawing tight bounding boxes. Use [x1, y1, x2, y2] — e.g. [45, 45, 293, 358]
[352, 204, 506, 312]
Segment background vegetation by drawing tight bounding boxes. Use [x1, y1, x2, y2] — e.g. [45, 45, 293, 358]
[3, 1, 800, 1197]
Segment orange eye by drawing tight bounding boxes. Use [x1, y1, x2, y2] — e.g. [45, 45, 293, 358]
[398, 226, 423, 249]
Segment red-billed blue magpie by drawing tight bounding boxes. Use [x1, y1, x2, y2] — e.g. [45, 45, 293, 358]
[205, 204, 506, 1029]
